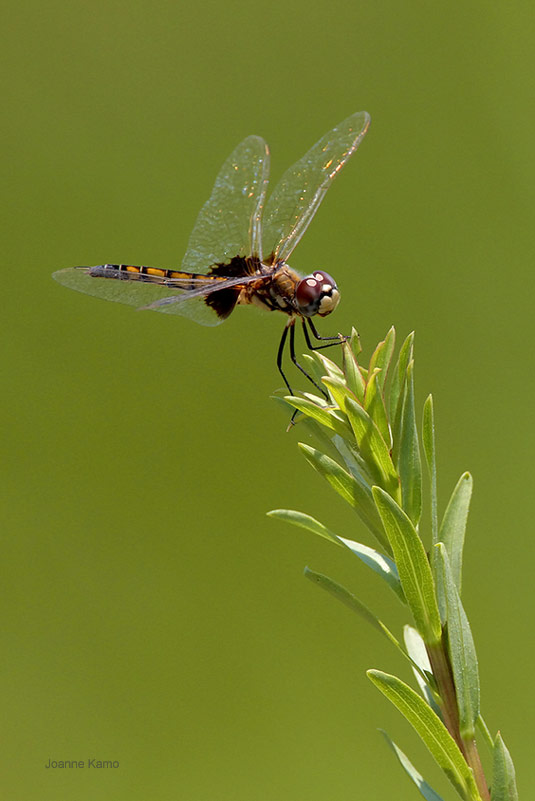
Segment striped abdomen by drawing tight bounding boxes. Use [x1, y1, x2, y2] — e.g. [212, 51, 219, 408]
[87, 264, 220, 288]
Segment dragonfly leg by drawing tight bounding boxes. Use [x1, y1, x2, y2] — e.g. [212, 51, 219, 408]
[277, 320, 295, 395]
[288, 321, 329, 400]
[278, 319, 330, 429]
[303, 317, 347, 350]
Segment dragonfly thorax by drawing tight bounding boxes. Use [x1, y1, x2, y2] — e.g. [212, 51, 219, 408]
[294, 270, 340, 318]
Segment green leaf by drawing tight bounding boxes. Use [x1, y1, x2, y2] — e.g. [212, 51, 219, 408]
[279, 513, 430, 684]
[390, 331, 414, 436]
[284, 395, 351, 438]
[312, 349, 345, 381]
[369, 326, 396, 392]
[266, 509, 404, 601]
[491, 733, 518, 801]
[368, 670, 481, 801]
[321, 375, 358, 415]
[404, 625, 441, 715]
[341, 338, 366, 401]
[373, 487, 441, 645]
[423, 394, 438, 546]
[345, 397, 400, 499]
[397, 360, 423, 526]
[380, 729, 446, 801]
[298, 416, 347, 464]
[350, 326, 362, 357]
[305, 570, 434, 683]
[298, 444, 389, 550]
[364, 369, 392, 448]
[304, 568, 401, 648]
[300, 353, 328, 386]
[435, 544, 480, 739]
[337, 536, 404, 601]
[476, 716, 494, 751]
[266, 508, 342, 547]
[439, 473, 473, 594]
[331, 433, 372, 486]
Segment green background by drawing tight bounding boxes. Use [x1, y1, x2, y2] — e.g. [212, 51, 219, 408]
[3, 1, 533, 798]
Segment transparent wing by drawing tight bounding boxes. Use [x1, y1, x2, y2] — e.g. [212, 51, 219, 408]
[53, 267, 259, 326]
[261, 111, 370, 264]
[181, 134, 270, 271]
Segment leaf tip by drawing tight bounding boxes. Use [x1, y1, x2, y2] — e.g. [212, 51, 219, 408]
[297, 441, 313, 455]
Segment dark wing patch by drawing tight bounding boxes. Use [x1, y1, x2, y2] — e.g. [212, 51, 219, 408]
[205, 285, 242, 319]
[208, 254, 260, 278]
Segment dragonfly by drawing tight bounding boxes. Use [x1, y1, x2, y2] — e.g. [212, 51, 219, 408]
[53, 111, 370, 406]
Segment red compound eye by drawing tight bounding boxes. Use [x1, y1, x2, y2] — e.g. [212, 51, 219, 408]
[295, 271, 340, 317]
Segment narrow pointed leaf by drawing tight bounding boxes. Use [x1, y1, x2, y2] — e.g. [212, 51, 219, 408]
[368, 670, 481, 801]
[373, 487, 441, 644]
[285, 396, 351, 438]
[380, 730, 446, 801]
[337, 536, 404, 601]
[322, 376, 358, 416]
[423, 394, 438, 546]
[298, 444, 389, 549]
[436, 544, 479, 739]
[364, 369, 392, 448]
[369, 326, 396, 392]
[299, 416, 346, 464]
[266, 509, 404, 600]
[476, 716, 494, 751]
[312, 349, 345, 381]
[301, 391, 328, 406]
[306, 572, 432, 685]
[350, 326, 362, 357]
[301, 353, 327, 386]
[299, 417, 376, 493]
[439, 473, 473, 593]
[342, 338, 366, 401]
[404, 625, 441, 715]
[390, 331, 414, 435]
[268, 507, 349, 551]
[267, 508, 342, 546]
[345, 397, 400, 499]
[398, 360, 422, 525]
[491, 733, 518, 801]
[331, 433, 373, 486]
[304, 568, 401, 649]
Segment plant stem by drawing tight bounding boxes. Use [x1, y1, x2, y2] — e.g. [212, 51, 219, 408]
[426, 641, 464, 753]
[426, 640, 490, 801]
[464, 736, 490, 801]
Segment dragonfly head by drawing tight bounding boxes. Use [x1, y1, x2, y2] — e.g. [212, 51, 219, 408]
[294, 271, 340, 318]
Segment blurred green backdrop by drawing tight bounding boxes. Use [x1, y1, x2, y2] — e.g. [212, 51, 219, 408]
[3, 1, 533, 799]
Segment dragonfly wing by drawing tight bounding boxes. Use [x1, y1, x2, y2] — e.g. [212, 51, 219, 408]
[181, 134, 270, 272]
[261, 111, 370, 264]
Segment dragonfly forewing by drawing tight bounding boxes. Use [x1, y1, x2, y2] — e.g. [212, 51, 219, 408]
[261, 111, 370, 264]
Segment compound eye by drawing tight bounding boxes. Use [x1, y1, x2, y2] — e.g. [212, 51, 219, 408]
[295, 271, 340, 317]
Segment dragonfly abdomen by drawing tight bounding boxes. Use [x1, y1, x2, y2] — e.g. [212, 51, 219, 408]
[87, 264, 218, 289]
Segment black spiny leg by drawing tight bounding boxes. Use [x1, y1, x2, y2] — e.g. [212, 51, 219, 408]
[277, 319, 337, 428]
[303, 317, 347, 351]
[277, 320, 294, 395]
[288, 320, 329, 400]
